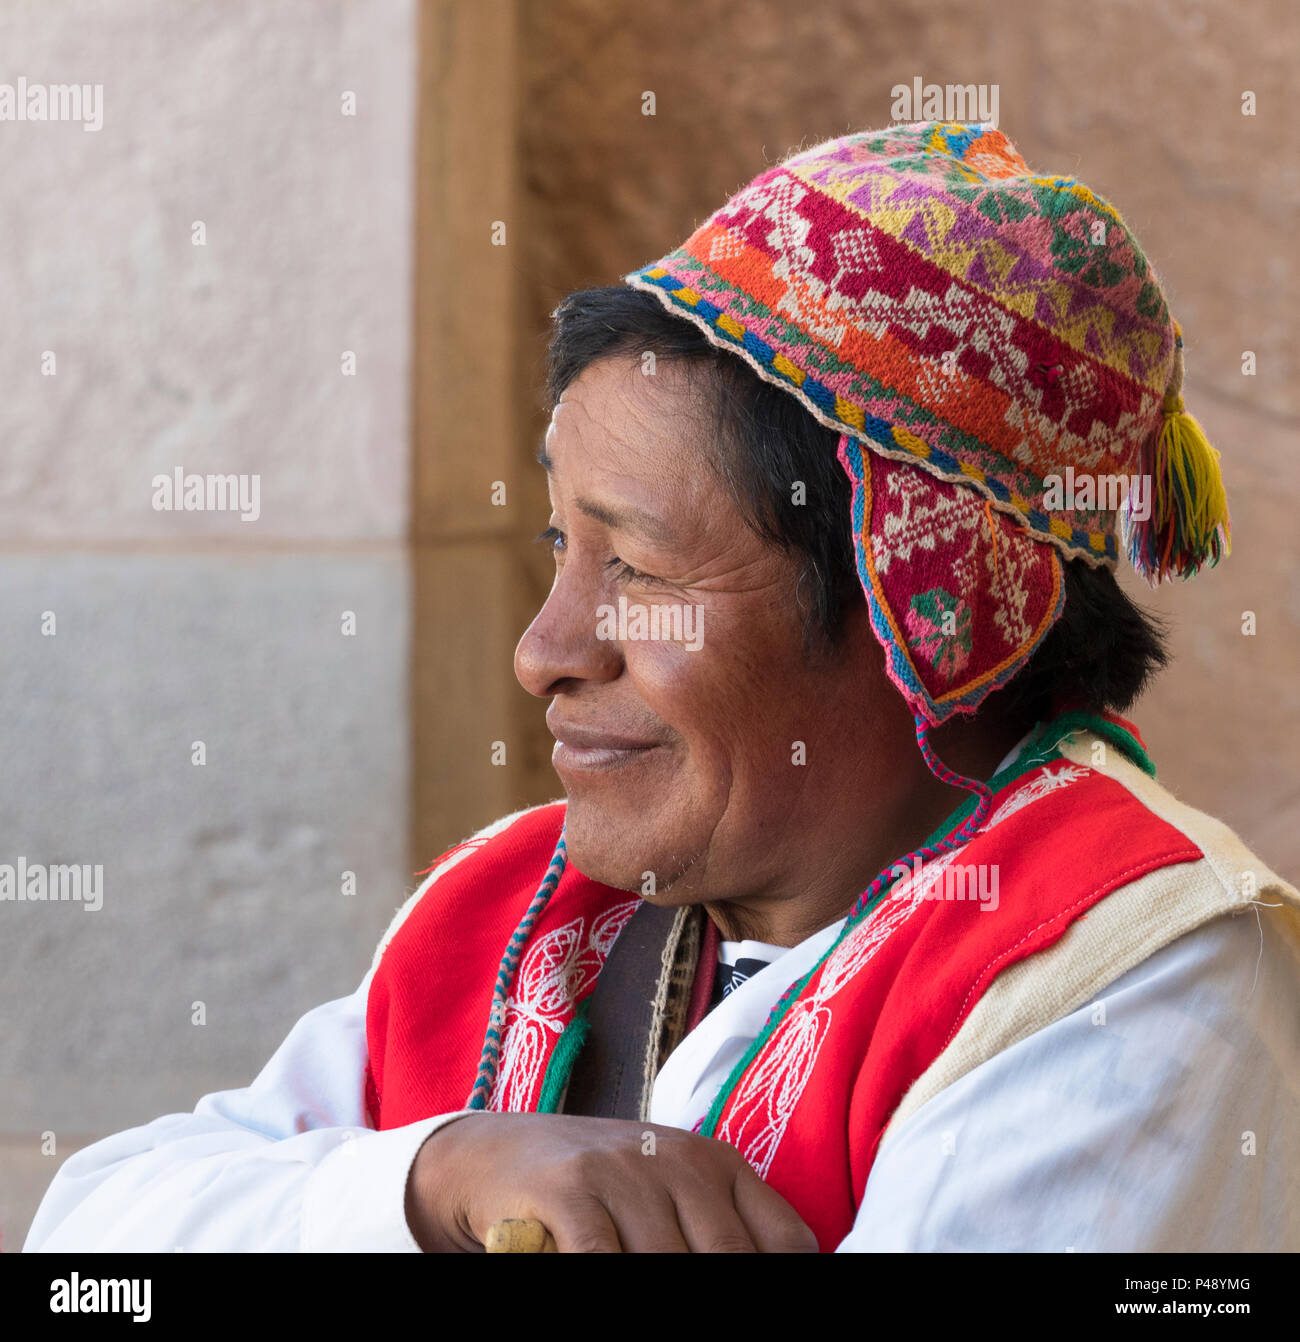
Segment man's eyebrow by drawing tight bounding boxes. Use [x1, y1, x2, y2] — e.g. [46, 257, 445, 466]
[535, 436, 677, 545]
[572, 495, 677, 545]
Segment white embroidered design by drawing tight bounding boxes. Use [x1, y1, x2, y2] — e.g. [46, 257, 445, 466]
[716, 878, 935, 1178]
[983, 762, 1089, 831]
[490, 900, 639, 1112]
[717, 760, 1091, 1174]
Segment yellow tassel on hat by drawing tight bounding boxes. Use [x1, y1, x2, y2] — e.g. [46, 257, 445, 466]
[1125, 323, 1232, 582]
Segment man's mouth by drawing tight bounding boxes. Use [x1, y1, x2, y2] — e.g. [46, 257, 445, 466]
[547, 715, 664, 774]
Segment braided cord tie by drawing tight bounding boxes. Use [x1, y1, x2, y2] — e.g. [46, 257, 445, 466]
[761, 714, 995, 1028]
[464, 828, 568, 1110]
[873, 713, 997, 907]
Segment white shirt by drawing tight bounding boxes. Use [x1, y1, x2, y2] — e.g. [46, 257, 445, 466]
[23, 730, 1300, 1252]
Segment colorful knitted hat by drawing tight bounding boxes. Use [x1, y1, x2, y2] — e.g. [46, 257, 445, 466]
[623, 120, 1231, 729]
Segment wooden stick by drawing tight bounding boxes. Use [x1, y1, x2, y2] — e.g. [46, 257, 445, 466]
[484, 1218, 558, 1253]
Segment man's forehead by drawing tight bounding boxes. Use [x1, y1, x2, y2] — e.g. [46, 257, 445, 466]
[546, 357, 703, 451]
[540, 386, 704, 489]
[536, 436, 684, 548]
[538, 402, 726, 548]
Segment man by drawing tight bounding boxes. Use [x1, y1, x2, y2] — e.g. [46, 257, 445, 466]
[26, 122, 1300, 1252]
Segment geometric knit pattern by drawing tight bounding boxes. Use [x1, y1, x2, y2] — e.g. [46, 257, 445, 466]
[625, 120, 1179, 567]
[841, 434, 1065, 722]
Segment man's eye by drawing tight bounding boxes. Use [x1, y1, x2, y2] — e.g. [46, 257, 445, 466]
[535, 527, 658, 585]
[535, 525, 566, 554]
[606, 557, 658, 585]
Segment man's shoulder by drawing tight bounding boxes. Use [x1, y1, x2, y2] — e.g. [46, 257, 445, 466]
[881, 723, 1300, 1144]
[1053, 722, 1298, 910]
[862, 907, 1300, 1249]
[368, 801, 567, 976]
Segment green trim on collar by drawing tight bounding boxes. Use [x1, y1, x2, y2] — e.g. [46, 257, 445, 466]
[916, 737, 1064, 852]
[1027, 711, 1157, 778]
[536, 997, 591, 1114]
[917, 710, 1157, 853]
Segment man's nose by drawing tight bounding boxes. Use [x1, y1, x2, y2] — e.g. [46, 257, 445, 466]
[514, 568, 621, 697]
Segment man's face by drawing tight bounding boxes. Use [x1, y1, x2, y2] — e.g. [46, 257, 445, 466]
[514, 355, 914, 918]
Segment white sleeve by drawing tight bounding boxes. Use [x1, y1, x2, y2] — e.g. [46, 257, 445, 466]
[22, 965, 473, 1253]
[837, 907, 1300, 1252]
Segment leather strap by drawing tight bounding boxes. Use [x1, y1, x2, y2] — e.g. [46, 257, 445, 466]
[561, 900, 704, 1120]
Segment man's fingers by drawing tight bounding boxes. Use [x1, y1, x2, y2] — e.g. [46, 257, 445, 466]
[545, 1193, 624, 1254]
[672, 1191, 759, 1253]
[602, 1186, 692, 1253]
[730, 1163, 820, 1253]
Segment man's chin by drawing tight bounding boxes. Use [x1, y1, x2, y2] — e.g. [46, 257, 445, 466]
[560, 795, 697, 896]
[559, 799, 644, 892]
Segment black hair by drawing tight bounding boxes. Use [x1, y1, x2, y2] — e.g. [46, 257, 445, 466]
[545, 284, 1168, 722]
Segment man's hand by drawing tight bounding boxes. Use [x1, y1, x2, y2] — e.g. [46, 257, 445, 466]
[405, 1112, 819, 1253]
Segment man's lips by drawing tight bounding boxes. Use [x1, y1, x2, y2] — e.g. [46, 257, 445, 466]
[546, 715, 664, 773]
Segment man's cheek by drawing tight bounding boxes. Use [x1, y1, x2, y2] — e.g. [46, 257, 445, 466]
[622, 637, 709, 720]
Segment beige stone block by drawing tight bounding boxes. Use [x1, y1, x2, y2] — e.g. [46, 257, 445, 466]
[0, 0, 415, 541]
[0, 551, 410, 1133]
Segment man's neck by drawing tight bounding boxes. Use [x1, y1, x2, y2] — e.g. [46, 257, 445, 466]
[704, 712, 1033, 947]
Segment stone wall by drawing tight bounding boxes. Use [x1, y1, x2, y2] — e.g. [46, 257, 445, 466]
[0, 0, 415, 1248]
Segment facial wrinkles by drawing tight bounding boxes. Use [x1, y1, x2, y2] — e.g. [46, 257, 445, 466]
[542, 424, 724, 880]
[628, 560, 814, 899]
[541, 359, 847, 908]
